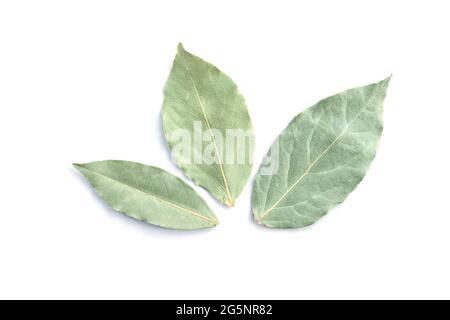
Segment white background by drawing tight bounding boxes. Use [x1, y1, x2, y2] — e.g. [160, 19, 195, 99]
[1, 0, 449, 300]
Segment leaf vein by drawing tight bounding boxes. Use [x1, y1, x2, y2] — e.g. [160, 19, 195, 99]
[179, 54, 234, 206]
[80, 167, 217, 225]
[259, 87, 380, 222]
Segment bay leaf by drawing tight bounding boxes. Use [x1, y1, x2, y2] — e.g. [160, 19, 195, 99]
[252, 78, 391, 228]
[163, 43, 254, 207]
[74, 160, 218, 230]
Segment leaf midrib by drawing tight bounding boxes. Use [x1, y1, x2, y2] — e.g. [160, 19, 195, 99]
[179, 54, 234, 206]
[78, 166, 218, 225]
[259, 88, 379, 222]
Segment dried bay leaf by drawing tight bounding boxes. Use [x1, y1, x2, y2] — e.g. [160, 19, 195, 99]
[74, 160, 218, 230]
[163, 44, 254, 207]
[252, 78, 391, 228]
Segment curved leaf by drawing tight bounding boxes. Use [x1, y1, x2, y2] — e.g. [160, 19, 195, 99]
[252, 78, 390, 228]
[74, 160, 218, 230]
[163, 44, 254, 207]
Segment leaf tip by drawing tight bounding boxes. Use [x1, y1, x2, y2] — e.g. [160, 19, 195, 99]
[177, 42, 185, 53]
[381, 74, 392, 86]
[72, 163, 82, 169]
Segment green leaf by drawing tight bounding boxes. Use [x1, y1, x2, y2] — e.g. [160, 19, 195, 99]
[74, 160, 218, 230]
[252, 77, 391, 228]
[162, 43, 254, 207]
